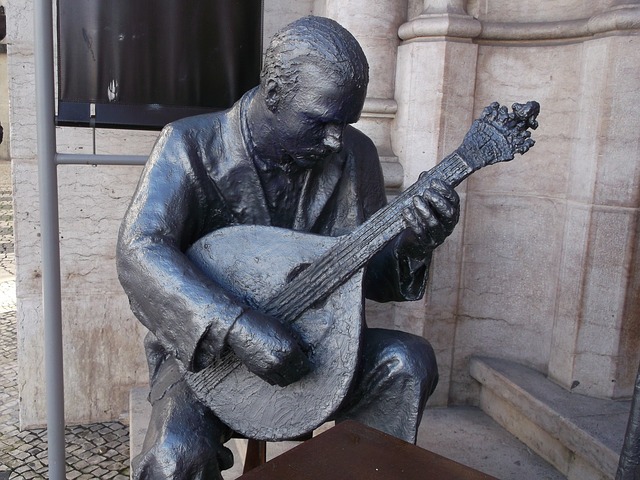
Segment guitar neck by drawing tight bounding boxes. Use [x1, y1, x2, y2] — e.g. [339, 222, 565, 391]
[261, 150, 476, 321]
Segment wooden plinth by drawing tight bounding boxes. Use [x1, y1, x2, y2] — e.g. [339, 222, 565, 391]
[238, 420, 496, 479]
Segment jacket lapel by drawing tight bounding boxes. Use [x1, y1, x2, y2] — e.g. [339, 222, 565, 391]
[203, 98, 271, 226]
[293, 151, 346, 232]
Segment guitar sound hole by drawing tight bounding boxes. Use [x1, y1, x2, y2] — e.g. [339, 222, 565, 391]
[286, 263, 311, 283]
[286, 263, 328, 310]
[309, 294, 330, 311]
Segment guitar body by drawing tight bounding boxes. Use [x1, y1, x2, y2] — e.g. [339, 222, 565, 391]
[184, 225, 364, 440]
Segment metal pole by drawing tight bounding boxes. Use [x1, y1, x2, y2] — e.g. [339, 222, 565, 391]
[34, 0, 66, 477]
[616, 362, 640, 480]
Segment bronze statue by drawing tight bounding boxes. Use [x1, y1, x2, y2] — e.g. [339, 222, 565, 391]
[117, 16, 538, 479]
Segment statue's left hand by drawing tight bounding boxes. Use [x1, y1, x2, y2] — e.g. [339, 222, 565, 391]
[399, 178, 460, 258]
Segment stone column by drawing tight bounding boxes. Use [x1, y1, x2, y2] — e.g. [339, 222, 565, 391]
[422, 0, 465, 13]
[391, 0, 480, 406]
[320, 0, 407, 190]
[393, 1, 480, 183]
[547, 1, 640, 399]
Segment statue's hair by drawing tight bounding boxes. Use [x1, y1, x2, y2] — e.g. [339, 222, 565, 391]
[261, 16, 369, 97]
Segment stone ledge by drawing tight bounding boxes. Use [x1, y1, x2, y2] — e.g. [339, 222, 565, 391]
[470, 356, 631, 480]
[398, 5, 640, 42]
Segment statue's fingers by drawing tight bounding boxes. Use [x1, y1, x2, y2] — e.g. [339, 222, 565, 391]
[429, 179, 460, 209]
[402, 206, 423, 236]
[416, 194, 450, 229]
[413, 197, 448, 245]
[431, 180, 460, 216]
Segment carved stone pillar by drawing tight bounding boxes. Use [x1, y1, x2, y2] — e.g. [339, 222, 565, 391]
[394, 2, 480, 184]
[422, 0, 466, 13]
[547, 1, 640, 400]
[320, 0, 407, 190]
[397, 1, 480, 45]
[391, 0, 480, 406]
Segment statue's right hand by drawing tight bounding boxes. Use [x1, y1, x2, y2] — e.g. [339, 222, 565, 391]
[226, 309, 311, 387]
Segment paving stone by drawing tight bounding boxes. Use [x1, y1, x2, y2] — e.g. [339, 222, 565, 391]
[72, 459, 89, 471]
[0, 167, 131, 479]
[92, 467, 109, 477]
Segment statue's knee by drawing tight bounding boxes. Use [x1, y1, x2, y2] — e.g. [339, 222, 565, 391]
[382, 333, 438, 390]
[406, 337, 439, 395]
[391, 333, 436, 367]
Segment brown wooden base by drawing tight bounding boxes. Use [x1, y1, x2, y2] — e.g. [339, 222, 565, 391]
[238, 420, 497, 479]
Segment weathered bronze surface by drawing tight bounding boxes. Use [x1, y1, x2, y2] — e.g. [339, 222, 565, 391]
[116, 15, 538, 479]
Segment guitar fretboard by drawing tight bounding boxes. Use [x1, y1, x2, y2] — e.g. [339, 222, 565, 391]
[261, 151, 475, 322]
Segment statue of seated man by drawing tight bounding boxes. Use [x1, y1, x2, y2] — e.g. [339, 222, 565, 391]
[117, 16, 460, 480]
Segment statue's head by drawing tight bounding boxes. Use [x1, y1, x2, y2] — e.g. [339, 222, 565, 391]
[258, 16, 369, 168]
[261, 16, 369, 107]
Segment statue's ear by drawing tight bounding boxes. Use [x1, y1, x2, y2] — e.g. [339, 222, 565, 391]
[264, 78, 281, 113]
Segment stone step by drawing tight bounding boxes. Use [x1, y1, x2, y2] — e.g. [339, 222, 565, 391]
[470, 356, 631, 480]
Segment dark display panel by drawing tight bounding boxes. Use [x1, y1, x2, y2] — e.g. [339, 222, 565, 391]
[57, 0, 263, 129]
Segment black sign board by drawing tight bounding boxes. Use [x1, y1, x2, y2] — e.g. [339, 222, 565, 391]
[56, 0, 263, 130]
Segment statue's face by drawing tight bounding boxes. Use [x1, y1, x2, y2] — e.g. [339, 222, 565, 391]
[273, 63, 366, 169]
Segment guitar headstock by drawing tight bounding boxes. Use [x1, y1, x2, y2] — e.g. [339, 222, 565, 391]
[458, 101, 540, 170]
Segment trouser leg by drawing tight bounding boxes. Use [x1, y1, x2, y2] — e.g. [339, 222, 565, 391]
[132, 357, 233, 480]
[334, 328, 439, 444]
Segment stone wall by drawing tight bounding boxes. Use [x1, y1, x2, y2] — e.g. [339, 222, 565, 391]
[392, 0, 640, 405]
[6, 0, 639, 426]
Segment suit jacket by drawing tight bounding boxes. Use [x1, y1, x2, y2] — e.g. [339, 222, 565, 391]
[116, 89, 429, 380]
